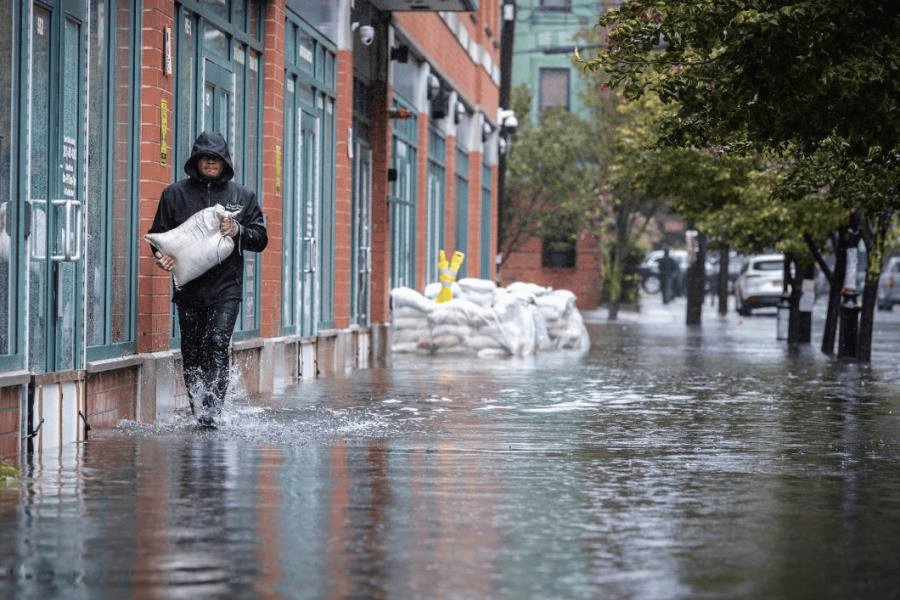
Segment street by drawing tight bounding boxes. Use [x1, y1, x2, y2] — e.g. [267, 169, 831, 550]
[2, 294, 899, 599]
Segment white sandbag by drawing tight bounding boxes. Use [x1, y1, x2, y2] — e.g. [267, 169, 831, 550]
[535, 292, 573, 322]
[144, 204, 240, 289]
[392, 306, 432, 320]
[391, 342, 423, 354]
[456, 278, 496, 305]
[430, 323, 474, 339]
[391, 316, 430, 330]
[477, 347, 511, 358]
[390, 287, 436, 314]
[429, 299, 494, 327]
[390, 329, 429, 345]
[430, 334, 462, 348]
[466, 334, 505, 350]
[507, 281, 550, 298]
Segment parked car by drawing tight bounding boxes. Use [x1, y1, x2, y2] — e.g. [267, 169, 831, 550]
[877, 255, 900, 311]
[733, 254, 785, 316]
[639, 250, 686, 295]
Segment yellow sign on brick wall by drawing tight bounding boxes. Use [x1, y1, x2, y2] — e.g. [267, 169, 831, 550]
[160, 99, 169, 165]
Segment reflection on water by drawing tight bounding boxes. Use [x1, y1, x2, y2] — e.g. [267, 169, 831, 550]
[1, 315, 899, 599]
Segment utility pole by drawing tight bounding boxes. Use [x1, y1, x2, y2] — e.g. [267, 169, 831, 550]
[496, 0, 516, 275]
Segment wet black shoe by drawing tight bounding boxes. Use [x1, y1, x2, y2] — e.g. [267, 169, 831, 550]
[197, 414, 217, 428]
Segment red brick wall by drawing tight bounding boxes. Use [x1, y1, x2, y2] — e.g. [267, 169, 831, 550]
[259, 0, 286, 337]
[86, 370, 138, 429]
[333, 45, 354, 329]
[0, 387, 19, 463]
[136, 1, 176, 353]
[500, 233, 603, 310]
[370, 78, 392, 324]
[394, 12, 499, 109]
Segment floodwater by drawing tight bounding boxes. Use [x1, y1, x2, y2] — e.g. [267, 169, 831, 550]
[2, 298, 899, 599]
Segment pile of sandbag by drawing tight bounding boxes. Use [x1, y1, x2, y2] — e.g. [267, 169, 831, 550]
[390, 278, 589, 357]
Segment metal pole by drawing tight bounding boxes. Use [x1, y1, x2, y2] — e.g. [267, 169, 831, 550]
[838, 217, 861, 358]
[496, 1, 516, 272]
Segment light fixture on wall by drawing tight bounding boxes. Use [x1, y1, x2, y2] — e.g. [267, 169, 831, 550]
[454, 101, 467, 124]
[481, 121, 494, 142]
[426, 73, 441, 100]
[351, 21, 375, 46]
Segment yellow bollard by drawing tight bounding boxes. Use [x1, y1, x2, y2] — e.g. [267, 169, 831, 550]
[436, 249, 465, 303]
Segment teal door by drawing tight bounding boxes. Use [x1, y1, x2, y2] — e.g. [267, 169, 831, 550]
[203, 59, 233, 136]
[297, 108, 319, 337]
[26, 1, 86, 373]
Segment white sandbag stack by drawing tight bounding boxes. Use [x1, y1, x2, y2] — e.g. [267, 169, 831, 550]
[390, 278, 589, 357]
[456, 277, 497, 307]
[389, 287, 434, 354]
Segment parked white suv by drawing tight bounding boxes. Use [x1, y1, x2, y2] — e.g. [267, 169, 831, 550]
[877, 255, 900, 311]
[733, 254, 785, 316]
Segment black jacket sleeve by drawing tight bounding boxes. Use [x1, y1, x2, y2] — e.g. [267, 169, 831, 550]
[235, 188, 268, 254]
[147, 188, 176, 256]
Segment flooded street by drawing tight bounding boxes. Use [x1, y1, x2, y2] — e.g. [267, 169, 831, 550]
[2, 298, 900, 599]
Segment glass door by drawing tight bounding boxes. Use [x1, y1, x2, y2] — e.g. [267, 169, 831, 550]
[351, 136, 372, 326]
[297, 107, 319, 337]
[203, 59, 233, 138]
[27, 2, 86, 374]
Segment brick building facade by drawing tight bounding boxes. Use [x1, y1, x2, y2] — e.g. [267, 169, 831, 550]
[0, 0, 500, 465]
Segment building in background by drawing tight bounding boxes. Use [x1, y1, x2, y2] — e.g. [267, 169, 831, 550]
[498, 0, 621, 309]
[0, 0, 501, 466]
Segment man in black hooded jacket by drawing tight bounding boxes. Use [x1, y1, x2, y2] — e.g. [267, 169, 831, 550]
[149, 131, 268, 426]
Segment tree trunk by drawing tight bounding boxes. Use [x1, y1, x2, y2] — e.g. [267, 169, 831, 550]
[717, 247, 729, 316]
[685, 231, 706, 325]
[607, 211, 630, 321]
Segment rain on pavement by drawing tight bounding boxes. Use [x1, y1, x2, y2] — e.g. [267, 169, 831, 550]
[2, 295, 899, 599]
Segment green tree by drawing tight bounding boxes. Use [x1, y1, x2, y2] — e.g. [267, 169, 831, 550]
[581, 0, 899, 359]
[499, 85, 604, 272]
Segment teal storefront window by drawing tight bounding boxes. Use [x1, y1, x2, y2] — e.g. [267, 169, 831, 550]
[426, 128, 446, 285]
[390, 97, 418, 291]
[281, 10, 336, 336]
[481, 161, 493, 278]
[86, 0, 140, 358]
[455, 146, 469, 279]
[0, 2, 16, 363]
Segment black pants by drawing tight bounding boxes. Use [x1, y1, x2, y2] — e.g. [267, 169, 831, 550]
[177, 299, 240, 415]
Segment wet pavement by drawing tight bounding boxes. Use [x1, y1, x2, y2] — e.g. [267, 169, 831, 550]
[2, 296, 899, 599]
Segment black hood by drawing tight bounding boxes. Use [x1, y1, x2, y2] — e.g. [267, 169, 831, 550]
[184, 131, 235, 182]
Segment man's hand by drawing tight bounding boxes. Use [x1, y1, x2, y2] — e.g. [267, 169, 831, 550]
[154, 252, 175, 272]
[219, 216, 239, 238]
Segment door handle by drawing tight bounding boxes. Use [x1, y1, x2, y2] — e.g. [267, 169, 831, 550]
[28, 199, 47, 260]
[49, 199, 82, 262]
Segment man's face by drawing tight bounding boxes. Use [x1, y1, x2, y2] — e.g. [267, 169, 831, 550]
[198, 154, 224, 179]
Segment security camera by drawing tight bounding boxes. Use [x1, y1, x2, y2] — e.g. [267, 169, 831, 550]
[359, 25, 375, 46]
[498, 109, 518, 135]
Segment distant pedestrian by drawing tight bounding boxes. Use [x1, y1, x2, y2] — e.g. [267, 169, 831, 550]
[658, 247, 679, 304]
[148, 131, 268, 427]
